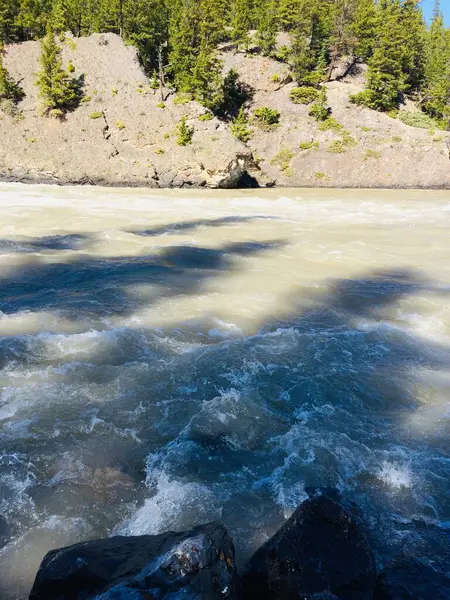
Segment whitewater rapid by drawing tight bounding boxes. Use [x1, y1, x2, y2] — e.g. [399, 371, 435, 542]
[0, 184, 449, 598]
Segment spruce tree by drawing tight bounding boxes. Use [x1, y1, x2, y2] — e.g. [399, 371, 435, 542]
[0, 0, 20, 43]
[255, 0, 278, 56]
[35, 25, 80, 116]
[350, 0, 425, 111]
[351, 0, 379, 60]
[231, 0, 252, 51]
[278, 0, 302, 31]
[0, 45, 24, 103]
[422, 3, 450, 125]
[51, 0, 68, 36]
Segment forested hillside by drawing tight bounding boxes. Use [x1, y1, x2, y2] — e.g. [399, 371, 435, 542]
[1, 0, 450, 125]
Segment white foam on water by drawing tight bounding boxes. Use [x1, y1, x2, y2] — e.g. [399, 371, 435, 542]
[378, 462, 412, 491]
[116, 471, 220, 537]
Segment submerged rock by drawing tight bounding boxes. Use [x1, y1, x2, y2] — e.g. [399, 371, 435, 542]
[242, 493, 376, 600]
[29, 522, 239, 600]
[374, 556, 450, 600]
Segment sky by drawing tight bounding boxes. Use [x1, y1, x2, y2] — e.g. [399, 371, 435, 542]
[421, 0, 450, 26]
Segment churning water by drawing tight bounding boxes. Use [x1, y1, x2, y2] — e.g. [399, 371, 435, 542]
[0, 184, 449, 598]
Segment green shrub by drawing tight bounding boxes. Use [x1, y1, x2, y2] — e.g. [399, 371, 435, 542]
[67, 60, 75, 73]
[358, 125, 373, 132]
[173, 93, 192, 105]
[299, 140, 319, 150]
[89, 111, 103, 119]
[163, 132, 170, 139]
[156, 102, 165, 108]
[177, 116, 194, 146]
[271, 74, 281, 83]
[81, 95, 91, 103]
[308, 89, 329, 122]
[252, 106, 280, 128]
[273, 45, 291, 63]
[363, 149, 381, 160]
[289, 86, 319, 105]
[116, 120, 125, 129]
[315, 171, 328, 180]
[397, 110, 442, 130]
[230, 108, 251, 142]
[392, 136, 402, 142]
[112, 88, 118, 95]
[28, 137, 37, 143]
[154, 148, 165, 154]
[270, 148, 295, 173]
[198, 112, 213, 121]
[318, 117, 343, 132]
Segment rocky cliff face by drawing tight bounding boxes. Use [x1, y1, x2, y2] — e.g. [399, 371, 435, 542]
[1, 33, 449, 189]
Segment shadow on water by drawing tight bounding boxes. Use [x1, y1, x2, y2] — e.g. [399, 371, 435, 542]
[0, 234, 91, 253]
[128, 215, 276, 238]
[0, 239, 285, 318]
[0, 225, 450, 598]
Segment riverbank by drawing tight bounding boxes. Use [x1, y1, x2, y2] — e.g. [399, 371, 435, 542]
[1, 33, 450, 190]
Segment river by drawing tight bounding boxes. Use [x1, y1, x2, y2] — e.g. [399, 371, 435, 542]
[0, 183, 449, 598]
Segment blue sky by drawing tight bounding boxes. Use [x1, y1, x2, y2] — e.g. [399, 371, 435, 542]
[421, 0, 450, 26]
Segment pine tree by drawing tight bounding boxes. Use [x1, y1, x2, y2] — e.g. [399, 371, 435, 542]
[230, 107, 251, 142]
[0, 45, 24, 102]
[278, 0, 302, 31]
[231, 0, 252, 51]
[124, 0, 169, 72]
[18, 0, 52, 40]
[350, 0, 425, 111]
[352, 0, 378, 60]
[51, 0, 68, 36]
[35, 25, 80, 115]
[421, 4, 450, 125]
[256, 0, 278, 56]
[327, 0, 359, 80]
[0, 0, 21, 43]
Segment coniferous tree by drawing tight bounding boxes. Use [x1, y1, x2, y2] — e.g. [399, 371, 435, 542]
[351, 0, 378, 60]
[0, 0, 21, 43]
[278, 0, 302, 31]
[351, 0, 425, 111]
[18, 0, 52, 40]
[35, 25, 80, 115]
[256, 0, 278, 56]
[231, 0, 252, 50]
[421, 2, 450, 125]
[0, 45, 24, 103]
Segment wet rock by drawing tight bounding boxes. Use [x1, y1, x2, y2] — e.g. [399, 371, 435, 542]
[29, 521, 239, 600]
[242, 493, 376, 600]
[374, 556, 450, 600]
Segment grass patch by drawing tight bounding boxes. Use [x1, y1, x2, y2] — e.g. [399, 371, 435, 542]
[89, 111, 103, 119]
[363, 149, 381, 160]
[154, 148, 165, 154]
[173, 93, 192, 105]
[116, 120, 125, 130]
[198, 112, 213, 121]
[156, 102, 165, 108]
[270, 148, 295, 173]
[299, 140, 319, 151]
[112, 88, 118, 96]
[358, 125, 373, 132]
[315, 171, 330, 181]
[392, 136, 402, 142]
[318, 117, 343, 132]
[27, 137, 37, 143]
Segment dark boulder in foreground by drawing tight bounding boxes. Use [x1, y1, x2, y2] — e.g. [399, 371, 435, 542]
[242, 493, 376, 600]
[29, 522, 239, 600]
[374, 556, 450, 600]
